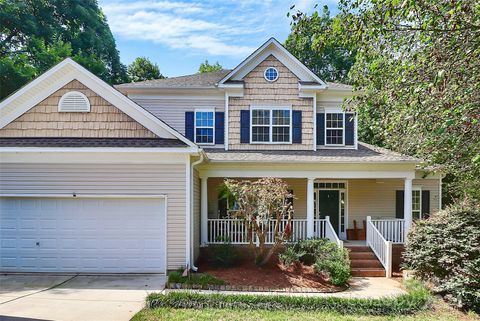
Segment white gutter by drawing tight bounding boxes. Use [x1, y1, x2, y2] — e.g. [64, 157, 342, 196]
[189, 151, 205, 271]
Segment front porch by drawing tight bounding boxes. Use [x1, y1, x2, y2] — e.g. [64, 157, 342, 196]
[197, 174, 429, 277]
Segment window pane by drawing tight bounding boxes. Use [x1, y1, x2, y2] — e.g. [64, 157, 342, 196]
[252, 126, 269, 142]
[272, 126, 290, 142]
[326, 129, 343, 145]
[412, 190, 421, 211]
[272, 110, 290, 125]
[196, 111, 214, 127]
[252, 110, 270, 125]
[195, 128, 213, 144]
[326, 113, 343, 128]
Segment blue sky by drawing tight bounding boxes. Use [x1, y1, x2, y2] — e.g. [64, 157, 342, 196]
[98, 0, 339, 77]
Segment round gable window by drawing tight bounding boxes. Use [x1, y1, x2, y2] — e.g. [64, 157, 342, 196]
[264, 67, 279, 82]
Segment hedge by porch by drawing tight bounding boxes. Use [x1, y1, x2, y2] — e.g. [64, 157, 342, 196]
[147, 280, 431, 316]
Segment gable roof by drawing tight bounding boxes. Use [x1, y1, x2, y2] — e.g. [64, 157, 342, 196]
[218, 38, 326, 87]
[116, 70, 231, 89]
[0, 58, 197, 148]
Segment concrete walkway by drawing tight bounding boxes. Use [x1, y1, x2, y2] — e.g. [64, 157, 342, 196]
[164, 277, 407, 299]
[0, 273, 166, 321]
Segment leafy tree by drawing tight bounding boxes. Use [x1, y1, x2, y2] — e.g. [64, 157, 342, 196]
[286, 5, 356, 83]
[0, 0, 127, 100]
[223, 178, 294, 266]
[404, 200, 480, 312]
[127, 57, 163, 82]
[198, 59, 222, 73]
[290, 0, 480, 202]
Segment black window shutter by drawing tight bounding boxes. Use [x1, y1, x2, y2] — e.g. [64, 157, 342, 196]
[240, 110, 250, 143]
[422, 190, 430, 218]
[345, 113, 355, 146]
[316, 113, 325, 145]
[396, 190, 405, 219]
[215, 112, 224, 144]
[185, 111, 194, 141]
[292, 110, 302, 144]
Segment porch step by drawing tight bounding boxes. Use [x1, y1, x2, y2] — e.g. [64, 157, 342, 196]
[346, 245, 386, 277]
[351, 267, 386, 277]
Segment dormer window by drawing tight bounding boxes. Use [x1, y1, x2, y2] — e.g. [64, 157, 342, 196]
[325, 113, 344, 146]
[264, 67, 279, 82]
[58, 91, 90, 112]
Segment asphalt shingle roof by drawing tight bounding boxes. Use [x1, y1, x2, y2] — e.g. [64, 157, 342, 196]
[115, 70, 232, 89]
[0, 137, 187, 148]
[204, 142, 418, 163]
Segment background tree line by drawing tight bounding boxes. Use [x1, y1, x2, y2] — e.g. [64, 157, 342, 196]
[286, 0, 479, 204]
[0, 0, 222, 100]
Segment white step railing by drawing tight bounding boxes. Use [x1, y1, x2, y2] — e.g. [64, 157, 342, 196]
[324, 216, 344, 248]
[366, 216, 392, 277]
[207, 218, 308, 244]
[370, 218, 405, 244]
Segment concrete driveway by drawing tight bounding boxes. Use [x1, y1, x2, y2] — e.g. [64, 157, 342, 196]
[0, 273, 166, 321]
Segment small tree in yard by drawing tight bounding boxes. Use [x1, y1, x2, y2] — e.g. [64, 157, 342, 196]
[224, 178, 294, 266]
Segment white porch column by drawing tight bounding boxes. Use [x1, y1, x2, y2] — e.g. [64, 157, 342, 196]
[200, 176, 208, 245]
[404, 178, 413, 236]
[306, 178, 315, 238]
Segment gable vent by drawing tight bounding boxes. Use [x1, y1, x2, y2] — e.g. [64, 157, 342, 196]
[58, 91, 90, 112]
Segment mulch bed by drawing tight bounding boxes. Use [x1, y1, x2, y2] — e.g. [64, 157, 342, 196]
[195, 255, 343, 292]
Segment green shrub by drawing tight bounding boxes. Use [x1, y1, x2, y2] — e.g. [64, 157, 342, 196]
[279, 238, 351, 286]
[167, 268, 225, 286]
[147, 279, 431, 315]
[403, 200, 480, 312]
[207, 236, 238, 268]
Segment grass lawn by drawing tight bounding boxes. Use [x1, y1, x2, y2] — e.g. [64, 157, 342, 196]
[132, 298, 478, 321]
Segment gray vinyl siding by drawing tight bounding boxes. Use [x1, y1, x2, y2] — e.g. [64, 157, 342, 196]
[0, 163, 187, 270]
[129, 96, 225, 136]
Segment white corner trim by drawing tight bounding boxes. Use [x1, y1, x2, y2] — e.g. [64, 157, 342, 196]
[224, 92, 229, 150]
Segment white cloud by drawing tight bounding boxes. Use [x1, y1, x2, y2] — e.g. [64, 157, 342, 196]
[101, 0, 338, 57]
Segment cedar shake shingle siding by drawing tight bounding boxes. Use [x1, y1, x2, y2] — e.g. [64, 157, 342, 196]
[0, 80, 157, 138]
[228, 55, 314, 150]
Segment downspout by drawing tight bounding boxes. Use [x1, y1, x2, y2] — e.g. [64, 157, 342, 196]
[189, 151, 205, 272]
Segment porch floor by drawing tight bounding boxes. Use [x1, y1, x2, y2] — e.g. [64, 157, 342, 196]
[343, 240, 367, 246]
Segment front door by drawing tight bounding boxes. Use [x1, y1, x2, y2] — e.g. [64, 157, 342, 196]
[317, 190, 340, 235]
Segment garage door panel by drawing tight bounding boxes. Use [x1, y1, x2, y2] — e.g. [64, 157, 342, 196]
[0, 198, 166, 273]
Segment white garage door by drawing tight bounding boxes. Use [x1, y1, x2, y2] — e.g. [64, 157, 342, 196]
[0, 197, 166, 273]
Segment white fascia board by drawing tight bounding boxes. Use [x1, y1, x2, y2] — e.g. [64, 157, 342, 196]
[0, 58, 198, 149]
[0, 147, 198, 153]
[219, 38, 326, 85]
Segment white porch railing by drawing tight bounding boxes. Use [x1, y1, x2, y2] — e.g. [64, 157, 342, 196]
[207, 218, 308, 244]
[366, 216, 392, 277]
[371, 218, 406, 244]
[207, 218, 342, 247]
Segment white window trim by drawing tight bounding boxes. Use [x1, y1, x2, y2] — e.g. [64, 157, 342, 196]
[325, 111, 345, 147]
[250, 106, 292, 144]
[412, 186, 423, 220]
[264, 67, 279, 82]
[194, 108, 215, 145]
[58, 91, 90, 112]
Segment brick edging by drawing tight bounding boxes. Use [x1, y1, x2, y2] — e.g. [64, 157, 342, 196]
[166, 283, 347, 293]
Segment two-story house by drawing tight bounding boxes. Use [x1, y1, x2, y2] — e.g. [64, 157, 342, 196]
[0, 38, 441, 277]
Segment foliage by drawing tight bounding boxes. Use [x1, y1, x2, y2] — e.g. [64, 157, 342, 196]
[286, 5, 356, 83]
[207, 236, 238, 268]
[279, 238, 351, 286]
[403, 200, 480, 312]
[289, 0, 480, 202]
[146, 279, 431, 315]
[127, 57, 163, 82]
[223, 178, 294, 266]
[198, 59, 223, 73]
[167, 268, 225, 286]
[0, 0, 127, 100]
